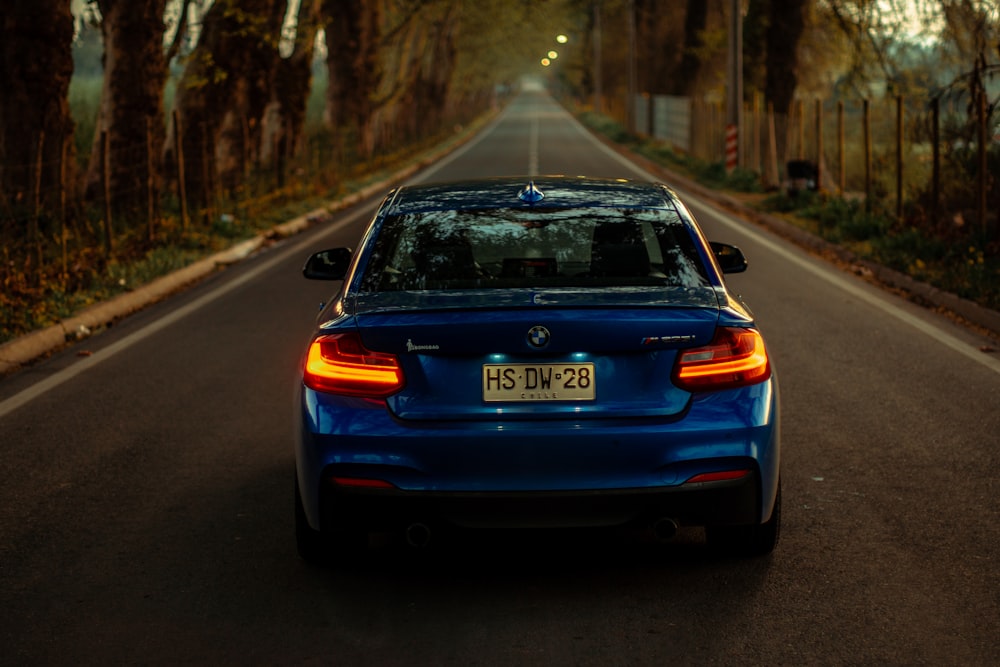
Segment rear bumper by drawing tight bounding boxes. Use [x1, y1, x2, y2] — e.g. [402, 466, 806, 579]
[317, 467, 761, 532]
[296, 378, 780, 533]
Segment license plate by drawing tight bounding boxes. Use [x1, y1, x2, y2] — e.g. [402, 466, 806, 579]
[482, 363, 595, 402]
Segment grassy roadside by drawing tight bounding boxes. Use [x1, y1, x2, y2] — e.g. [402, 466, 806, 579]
[576, 111, 1000, 316]
[0, 118, 492, 347]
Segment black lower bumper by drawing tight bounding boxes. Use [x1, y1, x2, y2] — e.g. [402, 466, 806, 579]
[319, 472, 761, 532]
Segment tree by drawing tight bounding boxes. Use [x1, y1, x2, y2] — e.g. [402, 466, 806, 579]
[0, 0, 76, 220]
[262, 0, 324, 166]
[171, 0, 288, 209]
[764, 0, 808, 116]
[86, 0, 168, 223]
[674, 0, 710, 96]
[322, 0, 383, 161]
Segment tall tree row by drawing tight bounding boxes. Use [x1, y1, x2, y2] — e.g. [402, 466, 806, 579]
[0, 0, 995, 250]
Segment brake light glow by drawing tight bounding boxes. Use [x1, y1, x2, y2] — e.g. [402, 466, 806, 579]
[673, 327, 770, 391]
[303, 333, 405, 397]
[332, 476, 396, 489]
[685, 469, 751, 484]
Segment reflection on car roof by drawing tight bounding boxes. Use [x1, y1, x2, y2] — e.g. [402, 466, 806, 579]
[387, 176, 681, 215]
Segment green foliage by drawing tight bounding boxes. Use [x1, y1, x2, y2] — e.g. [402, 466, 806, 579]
[576, 111, 636, 144]
[68, 75, 102, 163]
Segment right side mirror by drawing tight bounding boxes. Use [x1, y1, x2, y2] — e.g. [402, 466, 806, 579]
[710, 242, 748, 274]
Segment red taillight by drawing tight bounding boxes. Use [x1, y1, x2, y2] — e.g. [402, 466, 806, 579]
[672, 327, 771, 391]
[332, 476, 396, 489]
[303, 333, 405, 397]
[685, 469, 752, 484]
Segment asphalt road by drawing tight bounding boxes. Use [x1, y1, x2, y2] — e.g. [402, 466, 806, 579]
[2, 89, 999, 666]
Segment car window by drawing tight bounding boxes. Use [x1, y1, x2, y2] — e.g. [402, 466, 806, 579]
[360, 207, 709, 292]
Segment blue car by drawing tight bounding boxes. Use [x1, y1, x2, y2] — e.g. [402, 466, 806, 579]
[295, 176, 780, 561]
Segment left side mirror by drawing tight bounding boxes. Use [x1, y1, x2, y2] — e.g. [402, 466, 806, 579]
[710, 242, 748, 274]
[303, 247, 353, 280]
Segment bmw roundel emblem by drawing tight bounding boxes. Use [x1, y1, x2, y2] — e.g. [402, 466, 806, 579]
[527, 326, 550, 349]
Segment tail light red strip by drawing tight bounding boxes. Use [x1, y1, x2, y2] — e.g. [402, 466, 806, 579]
[673, 327, 771, 391]
[303, 333, 405, 397]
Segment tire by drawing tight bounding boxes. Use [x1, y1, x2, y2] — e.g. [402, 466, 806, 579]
[706, 479, 781, 557]
[295, 476, 368, 565]
[295, 477, 329, 564]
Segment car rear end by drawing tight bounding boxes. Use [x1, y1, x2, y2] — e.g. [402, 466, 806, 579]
[295, 178, 780, 558]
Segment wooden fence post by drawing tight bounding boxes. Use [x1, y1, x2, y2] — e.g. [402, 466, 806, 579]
[173, 110, 189, 230]
[896, 95, 904, 223]
[31, 131, 45, 277]
[60, 132, 68, 283]
[815, 98, 824, 192]
[931, 97, 940, 224]
[978, 91, 987, 235]
[146, 117, 156, 243]
[752, 93, 761, 174]
[837, 101, 845, 195]
[797, 100, 805, 159]
[100, 130, 114, 254]
[766, 102, 779, 188]
[863, 99, 872, 213]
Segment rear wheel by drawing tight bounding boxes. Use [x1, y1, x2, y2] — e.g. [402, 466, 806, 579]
[706, 479, 781, 557]
[295, 476, 368, 565]
[295, 477, 329, 564]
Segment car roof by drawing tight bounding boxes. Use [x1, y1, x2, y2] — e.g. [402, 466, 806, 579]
[384, 176, 683, 216]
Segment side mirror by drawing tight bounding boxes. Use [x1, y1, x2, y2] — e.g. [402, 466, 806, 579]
[710, 242, 748, 274]
[302, 247, 353, 280]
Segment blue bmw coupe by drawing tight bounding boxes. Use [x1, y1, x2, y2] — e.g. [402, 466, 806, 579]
[295, 176, 780, 561]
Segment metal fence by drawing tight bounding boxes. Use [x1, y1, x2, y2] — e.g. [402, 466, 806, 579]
[627, 92, 998, 237]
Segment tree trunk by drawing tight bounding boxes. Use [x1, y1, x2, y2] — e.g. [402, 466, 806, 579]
[764, 0, 806, 116]
[673, 0, 709, 96]
[0, 0, 75, 220]
[87, 0, 168, 222]
[323, 0, 382, 161]
[408, 2, 458, 141]
[171, 0, 287, 209]
[262, 0, 322, 165]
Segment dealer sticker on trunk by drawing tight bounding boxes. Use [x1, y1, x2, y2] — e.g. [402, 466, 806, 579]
[482, 363, 595, 402]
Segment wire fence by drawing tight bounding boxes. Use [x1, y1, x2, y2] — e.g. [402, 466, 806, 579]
[624, 91, 999, 239]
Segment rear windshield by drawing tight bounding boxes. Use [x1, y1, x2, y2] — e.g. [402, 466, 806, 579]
[359, 207, 709, 292]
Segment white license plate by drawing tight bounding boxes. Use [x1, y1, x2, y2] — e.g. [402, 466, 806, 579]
[482, 363, 595, 402]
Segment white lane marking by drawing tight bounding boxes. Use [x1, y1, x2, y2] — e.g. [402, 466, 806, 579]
[0, 204, 378, 419]
[565, 106, 1000, 375]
